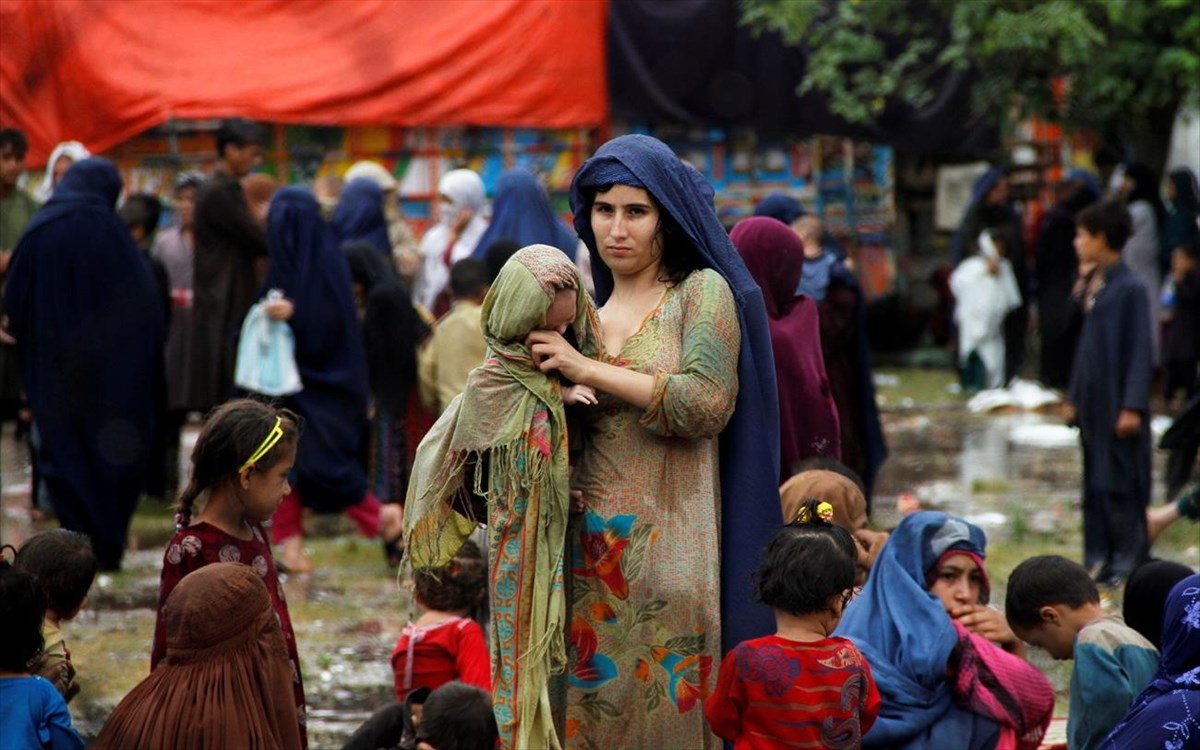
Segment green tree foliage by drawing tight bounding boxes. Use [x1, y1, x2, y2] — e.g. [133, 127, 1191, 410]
[742, 0, 1200, 167]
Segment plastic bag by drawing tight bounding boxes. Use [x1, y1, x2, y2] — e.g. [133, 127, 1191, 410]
[234, 289, 303, 397]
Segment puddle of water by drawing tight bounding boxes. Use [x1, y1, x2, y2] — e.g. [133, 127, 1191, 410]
[2, 394, 1196, 745]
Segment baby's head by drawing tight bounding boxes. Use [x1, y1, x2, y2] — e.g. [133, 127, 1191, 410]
[415, 681, 499, 750]
[482, 244, 587, 345]
[757, 500, 859, 625]
[15, 529, 97, 622]
[412, 540, 487, 615]
[1005, 555, 1103, 660]
[0, 548, 47, 674]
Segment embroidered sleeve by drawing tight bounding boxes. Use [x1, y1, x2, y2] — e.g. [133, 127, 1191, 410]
[640, 270, 740, 438]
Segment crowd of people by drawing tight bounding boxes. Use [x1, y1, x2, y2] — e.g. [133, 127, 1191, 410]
[0, 120, 1196, 750]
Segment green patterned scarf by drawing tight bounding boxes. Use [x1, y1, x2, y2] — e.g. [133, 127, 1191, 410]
[404, 244, 594, 750]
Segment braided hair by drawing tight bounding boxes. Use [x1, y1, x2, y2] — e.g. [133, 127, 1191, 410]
[175, 399, 300, 530]
[756, 499, 858, 616]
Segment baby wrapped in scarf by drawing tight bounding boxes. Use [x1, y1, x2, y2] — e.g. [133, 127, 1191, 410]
[404, 244, 596, 750]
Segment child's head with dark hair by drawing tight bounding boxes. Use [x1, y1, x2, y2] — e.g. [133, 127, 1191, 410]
[412, 540, 487, 615]
[119, 193, 163, 246]
[757, 500, 858, 621]
[15, 530, 97, 620]
[484, 239, 521, 284]
[1076, 200, 1133, 255]
[0, 549, 48, 673]
[1004, 555, 1103, 660]
[415, 681, 499, 750]
[176, 399, 301, 529]
[1123, 560, 1194, 650]
[449, 258, 490, 302]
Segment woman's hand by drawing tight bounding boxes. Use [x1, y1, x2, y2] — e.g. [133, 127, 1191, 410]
[527, 330, 594, 384]
[950, 604, 1024, 655]
[264, 297, 294, 321]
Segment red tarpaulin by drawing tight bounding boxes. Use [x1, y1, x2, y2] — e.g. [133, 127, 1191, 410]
[0, 0, 608, 165]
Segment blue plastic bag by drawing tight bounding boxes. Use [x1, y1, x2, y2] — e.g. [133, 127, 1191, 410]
[234, 290, 303, 397]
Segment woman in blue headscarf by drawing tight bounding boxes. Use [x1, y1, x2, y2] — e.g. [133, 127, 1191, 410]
[952, 168, 1028, 383]
[473, 168, 581, 260]
[262, 187, 378, 572]
[332, 178, 393, 260]
[526, 134, 780, 748]
[1101, 574, 1200, 749]
[836, 511, 1054, 749]
[4, 158, 165, 570]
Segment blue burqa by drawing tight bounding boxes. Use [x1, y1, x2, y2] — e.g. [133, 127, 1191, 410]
[569, 134, 781, 653]
[472, 168, 579, 259]
[265, 187, 370, 511]
[1101, 574, 1200, 749]
[4, 159, 165, 569]
[331, 178, 392, 259]
[835, 511, 1001, 749]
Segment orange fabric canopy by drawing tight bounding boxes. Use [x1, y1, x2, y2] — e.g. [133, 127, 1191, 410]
[0, 0, 608, 165]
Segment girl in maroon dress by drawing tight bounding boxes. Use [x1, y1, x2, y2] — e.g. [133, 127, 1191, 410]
[705, 500, 880, 749]
[151, 399, 306, 746]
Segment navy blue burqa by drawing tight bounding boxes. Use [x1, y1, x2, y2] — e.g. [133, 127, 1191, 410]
[332, 178, 392, 259]
[4, 159, 165, 569]
[570, 134, 782, 652]
[265, 187, 370, 511]
[473, 168, 579, 259]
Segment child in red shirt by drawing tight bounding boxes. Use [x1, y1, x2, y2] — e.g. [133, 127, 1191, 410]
[705, 500, 881, 749]
[392, 539, 490, 704]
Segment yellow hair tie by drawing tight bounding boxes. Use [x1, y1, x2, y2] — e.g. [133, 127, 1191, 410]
[239, 416, 284, 473]
[795, 500, 835, 525]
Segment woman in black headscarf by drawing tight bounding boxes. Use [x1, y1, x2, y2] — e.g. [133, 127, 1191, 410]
[3, 158, 165, 570]
[342, 241, 426, 560]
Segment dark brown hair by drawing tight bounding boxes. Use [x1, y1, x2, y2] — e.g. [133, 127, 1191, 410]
[413, 540, 487, 613]
[15, 529, 96, 617]
[176, 399, 300, 529]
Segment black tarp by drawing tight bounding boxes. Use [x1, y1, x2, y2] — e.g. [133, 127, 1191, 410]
[607, 0, 999, 158]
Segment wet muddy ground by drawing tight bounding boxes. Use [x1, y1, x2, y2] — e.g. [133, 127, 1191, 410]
[2, 367, 1196, 748]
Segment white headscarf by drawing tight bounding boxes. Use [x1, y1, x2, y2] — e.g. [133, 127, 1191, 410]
[36, 141, 92, 203]
[344, 160, 397, 192]
[437, 169, 486, 215]
[412, 169, 489, 311]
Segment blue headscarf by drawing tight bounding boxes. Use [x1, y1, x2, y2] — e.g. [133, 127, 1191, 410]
[4, 158, 165, 568]
[472, 168, 579, 260]
[836, 511, 998, 748]
[753, 193, 806, 225]
[331, 178, 392, 258]
[264, 187, 370, 512]
[570, 134, 781, 653]
[1102, 574, 1200, 749]
[951, 166, 1013, 265]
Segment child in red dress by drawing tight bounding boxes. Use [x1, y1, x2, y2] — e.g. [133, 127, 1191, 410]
[391, 538, 490, 704]
[705, 500, 881, 749]
[151, 399, 306, 746]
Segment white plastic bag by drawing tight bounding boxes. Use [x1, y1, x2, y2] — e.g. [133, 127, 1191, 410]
[234, 289, 303, 397]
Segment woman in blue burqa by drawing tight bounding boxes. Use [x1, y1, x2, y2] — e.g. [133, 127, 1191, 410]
[263, 187, 381, 572]
[4, 158, 165, 570]
[472, 168, 589, 290]
[332, 177, 393, 260]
